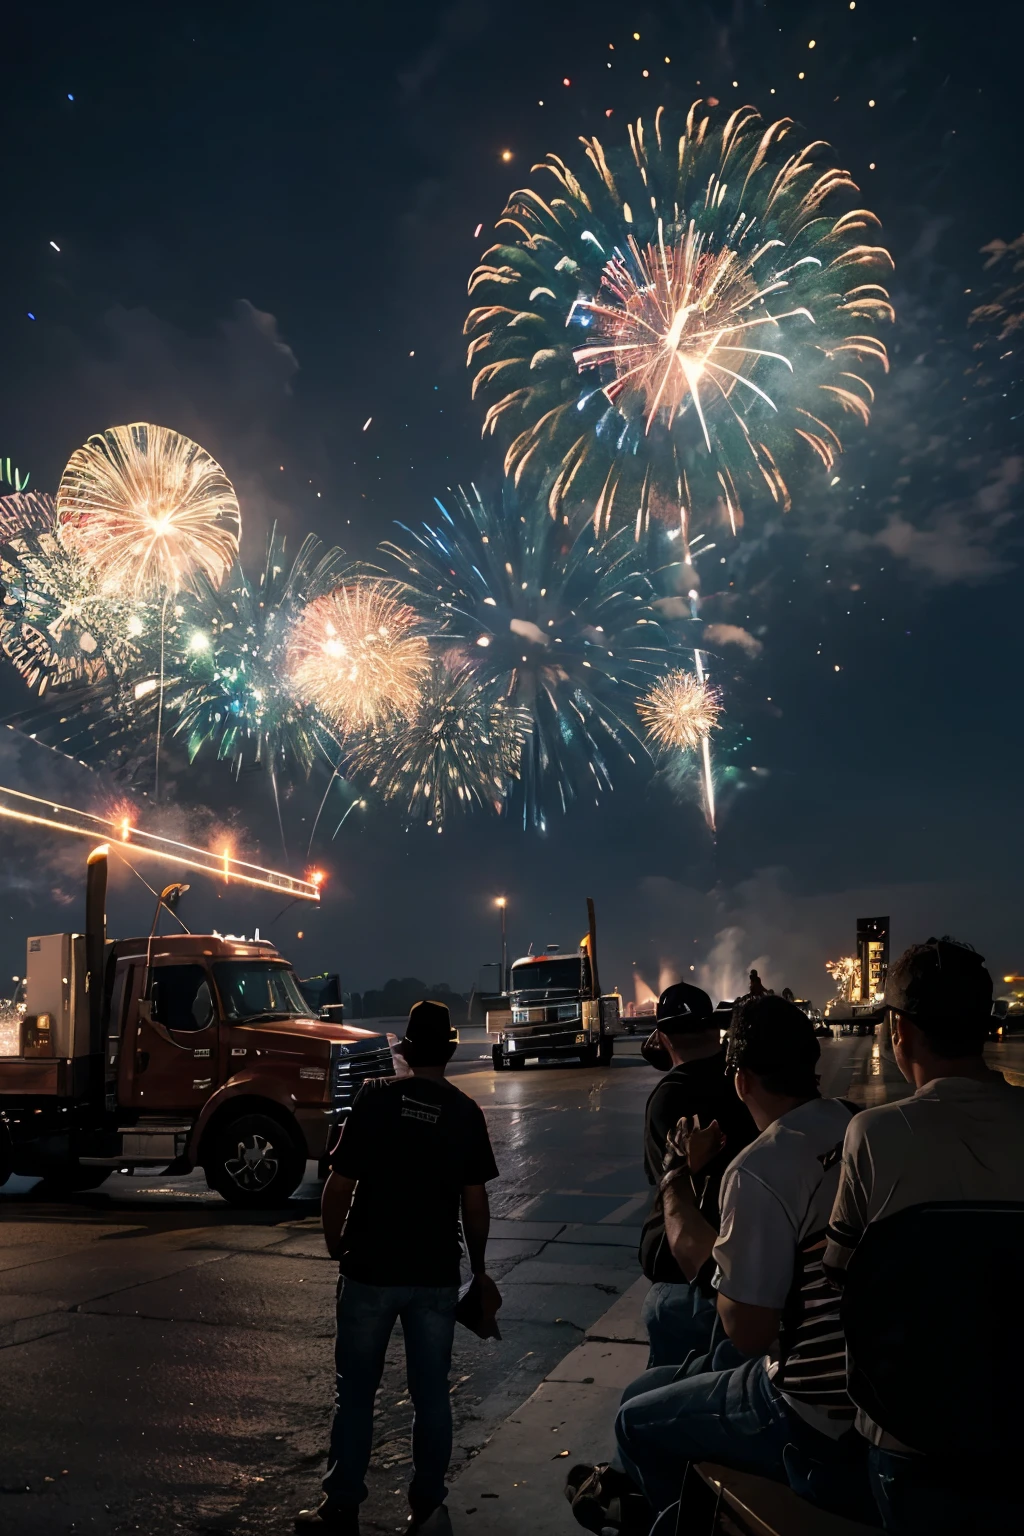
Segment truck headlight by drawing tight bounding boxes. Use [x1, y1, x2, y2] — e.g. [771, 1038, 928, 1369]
[507, 1038, 517, 1052]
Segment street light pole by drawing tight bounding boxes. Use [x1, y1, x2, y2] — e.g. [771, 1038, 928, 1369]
[496, 897, 507, 992]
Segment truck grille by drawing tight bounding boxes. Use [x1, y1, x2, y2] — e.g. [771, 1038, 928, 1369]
[331, 1042, 395, 1108]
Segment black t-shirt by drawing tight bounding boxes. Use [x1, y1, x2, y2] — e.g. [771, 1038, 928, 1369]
[329, 1075, 499, 1286]
[638, 1049, 756, 1285]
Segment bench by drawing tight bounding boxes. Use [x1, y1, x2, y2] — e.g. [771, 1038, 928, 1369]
[678, 1463, 878, 1536]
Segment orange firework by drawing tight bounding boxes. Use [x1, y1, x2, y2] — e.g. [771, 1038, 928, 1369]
[286, 580, 430, 735]
[55, 423, 241, 598]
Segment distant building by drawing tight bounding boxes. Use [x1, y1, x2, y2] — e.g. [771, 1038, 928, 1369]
[854, 916, 889, 1003]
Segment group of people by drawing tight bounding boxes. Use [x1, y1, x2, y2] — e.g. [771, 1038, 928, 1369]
[290, 938, 1024, 1536]
[567, 937, 1024, 1536]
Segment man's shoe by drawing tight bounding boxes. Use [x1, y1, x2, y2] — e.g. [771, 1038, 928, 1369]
[407, 1508, 452, 1534]
[565, 1464, 651, 1535]
[407, 1495, 451, 1532]
[294, 1498, 359, 1533]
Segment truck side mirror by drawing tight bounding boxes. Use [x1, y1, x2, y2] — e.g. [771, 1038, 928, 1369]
[191, 981, 215, 1031]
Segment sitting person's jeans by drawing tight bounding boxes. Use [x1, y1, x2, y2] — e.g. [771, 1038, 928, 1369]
[614, 1356, 863, 1517]
[641, 1281, 717, 1369]
[868, 1446, 1024, 1535]
[323, 1276, 459, 1510]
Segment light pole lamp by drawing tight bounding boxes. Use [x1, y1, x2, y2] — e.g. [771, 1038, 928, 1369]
[496, 897, 507, 992]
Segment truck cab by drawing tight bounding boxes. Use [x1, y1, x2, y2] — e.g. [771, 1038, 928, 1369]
[492, 948, 622, 1069]
[0, 905, 395, 1206]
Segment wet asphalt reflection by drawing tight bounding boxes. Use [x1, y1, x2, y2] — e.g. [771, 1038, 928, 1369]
[0, 1033, 905, 1534]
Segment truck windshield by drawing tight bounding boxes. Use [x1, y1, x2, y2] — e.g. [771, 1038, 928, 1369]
[511, 958, 583, 994]
[212, 961, 316, 1021]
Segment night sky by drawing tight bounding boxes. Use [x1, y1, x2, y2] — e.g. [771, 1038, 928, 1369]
[0, 0, 1021, 1007]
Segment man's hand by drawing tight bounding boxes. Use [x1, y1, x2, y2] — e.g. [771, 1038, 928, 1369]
[321, 1171, 356, 1260]
[475, 1272, 502, 1318]
[661, 1115, 725, 1188]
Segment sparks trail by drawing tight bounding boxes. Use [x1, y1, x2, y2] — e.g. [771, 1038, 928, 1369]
[0, 782, 321, 899]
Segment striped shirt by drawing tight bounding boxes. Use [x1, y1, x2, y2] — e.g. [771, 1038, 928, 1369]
[712, 1097, 857, 1438]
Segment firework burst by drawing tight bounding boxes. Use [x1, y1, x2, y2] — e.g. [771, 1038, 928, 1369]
[383, 486, 670, 826]
[466, 102, 893, 542]
[55, 423, 241, 598]
[638, 668, 722, 752]
[287, 580, 431, 735]
[168, 530, 349, 779]
[349, 656, 531, 829]
[0, 495, 144, 693]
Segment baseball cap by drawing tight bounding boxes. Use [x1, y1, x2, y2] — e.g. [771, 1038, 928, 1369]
[402, 999, 458, 1048]
[656, 981, 715, 1035]
[884, 938, 992, 1024]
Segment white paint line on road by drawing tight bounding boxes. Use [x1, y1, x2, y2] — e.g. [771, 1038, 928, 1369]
[598, 1193, 649, 1226]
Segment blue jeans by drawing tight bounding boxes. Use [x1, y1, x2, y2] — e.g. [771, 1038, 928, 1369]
[868, 1447, 1024, 1534]
[641, 1282, 717, 1369]
[615, 1357, 855, 1517]
[323, 1276, 459, 1509]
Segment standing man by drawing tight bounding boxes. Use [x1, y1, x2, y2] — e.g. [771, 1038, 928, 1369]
[296, 1001, 500, 1535]
[638, 983, 755, 1367]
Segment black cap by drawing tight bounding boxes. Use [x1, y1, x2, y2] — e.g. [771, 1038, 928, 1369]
[884, 938, 992, 1024]
[402, 998, 458, 1048]
[656, 981, 715, 1035]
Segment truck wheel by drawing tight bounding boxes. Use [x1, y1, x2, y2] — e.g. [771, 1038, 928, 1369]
[36, 1165, 112, 1194]
[205, 1113, 306, 1208]
[577, 1044, 599, 1068]
[492, 1044, 506, 1071]
[598, 1038, 614, 1067]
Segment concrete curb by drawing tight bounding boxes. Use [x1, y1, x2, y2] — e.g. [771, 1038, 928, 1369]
[450, 1277, 648, 1534]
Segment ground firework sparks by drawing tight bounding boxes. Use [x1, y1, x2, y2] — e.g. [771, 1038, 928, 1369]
[287, 580, 430, 734]
[637, 668, 722, 752]
[55, 423, 241, 598]
[466, 102, 893, 541]
[349, 657, 531, 829]
[826, 955, 859, 1002]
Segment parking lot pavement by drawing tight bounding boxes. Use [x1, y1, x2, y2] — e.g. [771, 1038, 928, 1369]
[0, 1033, 900, 1534]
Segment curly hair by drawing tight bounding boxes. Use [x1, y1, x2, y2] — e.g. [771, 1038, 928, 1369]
[726, 994, 821, 1098]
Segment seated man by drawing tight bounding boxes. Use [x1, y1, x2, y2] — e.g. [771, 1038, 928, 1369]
[638, 983, 755, 1368]
[825, 937, 1024, 1534]
[611, 996, 863, 1520]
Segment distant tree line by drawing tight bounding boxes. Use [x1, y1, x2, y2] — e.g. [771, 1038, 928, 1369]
[347, 977, 469, 1023]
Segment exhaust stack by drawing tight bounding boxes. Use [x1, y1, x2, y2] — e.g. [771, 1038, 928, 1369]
[586, 896, 601, 1001]
[85, 846, 108, 1055]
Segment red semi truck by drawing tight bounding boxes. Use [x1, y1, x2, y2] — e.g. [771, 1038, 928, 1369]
[0, 849, 396, 1206]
